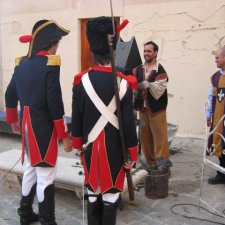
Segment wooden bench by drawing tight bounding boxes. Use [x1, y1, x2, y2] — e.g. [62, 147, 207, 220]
[0, 149, 148, 199]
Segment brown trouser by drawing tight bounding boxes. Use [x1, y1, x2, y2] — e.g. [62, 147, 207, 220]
[139, 109, 169, 165]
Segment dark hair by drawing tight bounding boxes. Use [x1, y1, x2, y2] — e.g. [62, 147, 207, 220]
[32, 20, 61, 51]
[92, 53, 111, 65]
[42, 38, 61, 51]
[144, 41, 158, 52]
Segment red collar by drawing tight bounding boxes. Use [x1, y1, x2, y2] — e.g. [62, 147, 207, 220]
[73, 65, 138, 90]
[90, 66, 112, 73]
[36, 51, 49, 56]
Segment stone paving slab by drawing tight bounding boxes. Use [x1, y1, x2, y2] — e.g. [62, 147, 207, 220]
[1, 133, 225, 225]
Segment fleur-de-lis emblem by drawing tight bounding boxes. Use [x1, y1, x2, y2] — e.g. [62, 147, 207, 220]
[217, 88, 225, 102]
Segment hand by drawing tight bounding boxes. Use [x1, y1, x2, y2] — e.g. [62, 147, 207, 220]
[11, 121, 21, 134]
[207, 117, 211, 127]
[63, 136, 73, 152]
[124, 161, 135, 170]
[139, 81, 150, 90]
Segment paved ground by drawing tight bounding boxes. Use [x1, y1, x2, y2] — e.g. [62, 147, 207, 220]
[1, 132, 225, 225]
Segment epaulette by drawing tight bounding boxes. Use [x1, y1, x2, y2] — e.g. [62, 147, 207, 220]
[73, 68, 92, 86]
[46, 55, 61, 66]
[15, 56, 25, 66]
[73, 68, 139, 90]
[117, 72, 139, 90]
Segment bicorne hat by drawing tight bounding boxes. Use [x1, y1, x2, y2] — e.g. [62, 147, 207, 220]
[19, 20, 69, 58]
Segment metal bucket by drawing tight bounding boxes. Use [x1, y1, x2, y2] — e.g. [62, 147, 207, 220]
[144, 169, 169, 199]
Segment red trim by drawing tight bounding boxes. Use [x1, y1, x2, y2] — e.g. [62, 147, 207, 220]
[93, 66, 112, 72]
[128, 146, 138, 162]
[73, 66, 112, 86]
[119, 74, 138, 90]
[72, 136, 82, 150]
[73, 68, 92, 86]
[81, 130, 127, 193]
[21, 113, 25, 164]
[53, 119, 68, 140]
[115, 167, 125, 191]
[44, 129, 58, 166]
[36, 51, 49, 56]
[22, 106, 42, 166]
[88, 137, 99, 191]
[155, 73, 168, 81]
[82, 153, 89, 185]
[99, 130, 113, 193]
[73, 66, 138, 90]
[6, 107, 19, 124]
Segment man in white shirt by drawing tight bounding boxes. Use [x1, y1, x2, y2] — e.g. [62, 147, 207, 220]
[133, 41, 169, 168]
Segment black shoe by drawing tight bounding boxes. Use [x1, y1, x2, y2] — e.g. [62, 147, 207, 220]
[208, 174, 225, 184]
[20, 213, 39, 225]
[30, 212, 39, 222]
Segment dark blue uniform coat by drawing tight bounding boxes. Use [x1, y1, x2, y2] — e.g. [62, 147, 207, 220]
[5, 51, 68, 167]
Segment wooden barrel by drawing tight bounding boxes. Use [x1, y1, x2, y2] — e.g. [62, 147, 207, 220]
[144, 169, 169, 199]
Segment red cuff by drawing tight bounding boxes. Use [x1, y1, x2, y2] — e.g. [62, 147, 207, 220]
[72, 136, 82, 150]
[6, 107, 19, 124]
[128, 146, 138, 162]
[53, 119, 68, 140]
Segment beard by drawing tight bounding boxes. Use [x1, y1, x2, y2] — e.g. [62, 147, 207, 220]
[144, 55, 155, 63]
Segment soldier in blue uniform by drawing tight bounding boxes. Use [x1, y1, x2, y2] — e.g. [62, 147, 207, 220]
[5, 20, 72, 225]
[71, 16, 138, 225]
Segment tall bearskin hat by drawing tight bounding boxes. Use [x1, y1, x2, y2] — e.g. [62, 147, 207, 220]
[86, 16, 117, 56]
[19, 20, 70, 58]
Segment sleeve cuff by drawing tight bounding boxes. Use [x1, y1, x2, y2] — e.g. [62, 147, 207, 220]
[6, 107, 19, 124]
[53, 119, 68, 140]
[128, 146, 138, 162]
[72, 136, 82, 150]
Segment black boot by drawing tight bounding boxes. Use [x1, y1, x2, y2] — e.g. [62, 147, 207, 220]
[38, 184, 57, 225]
[87, 195, 103, 225]
[208, 174, 225, 184]
[101, 200, 118, 225]
[17, 183, 39, 225]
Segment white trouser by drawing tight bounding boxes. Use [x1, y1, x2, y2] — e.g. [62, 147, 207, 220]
[87, 186, 120, 204]
[22, 124, 57, 202]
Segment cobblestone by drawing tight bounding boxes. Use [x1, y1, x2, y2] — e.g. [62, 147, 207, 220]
[1, 133, 225, 225]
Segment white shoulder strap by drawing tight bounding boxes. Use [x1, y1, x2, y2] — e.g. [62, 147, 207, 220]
[82, 72, 127, 148]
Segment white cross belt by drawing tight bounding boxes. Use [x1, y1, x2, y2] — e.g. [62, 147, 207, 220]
[82, 72, 127, 148]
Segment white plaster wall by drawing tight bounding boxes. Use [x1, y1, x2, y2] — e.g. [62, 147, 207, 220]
[0, 0, 123, 118]
[0, 0, 225, 137]
[1, 10, 76, 116]
[122, 0, 225, 137]
[0, 16, 3, 111]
